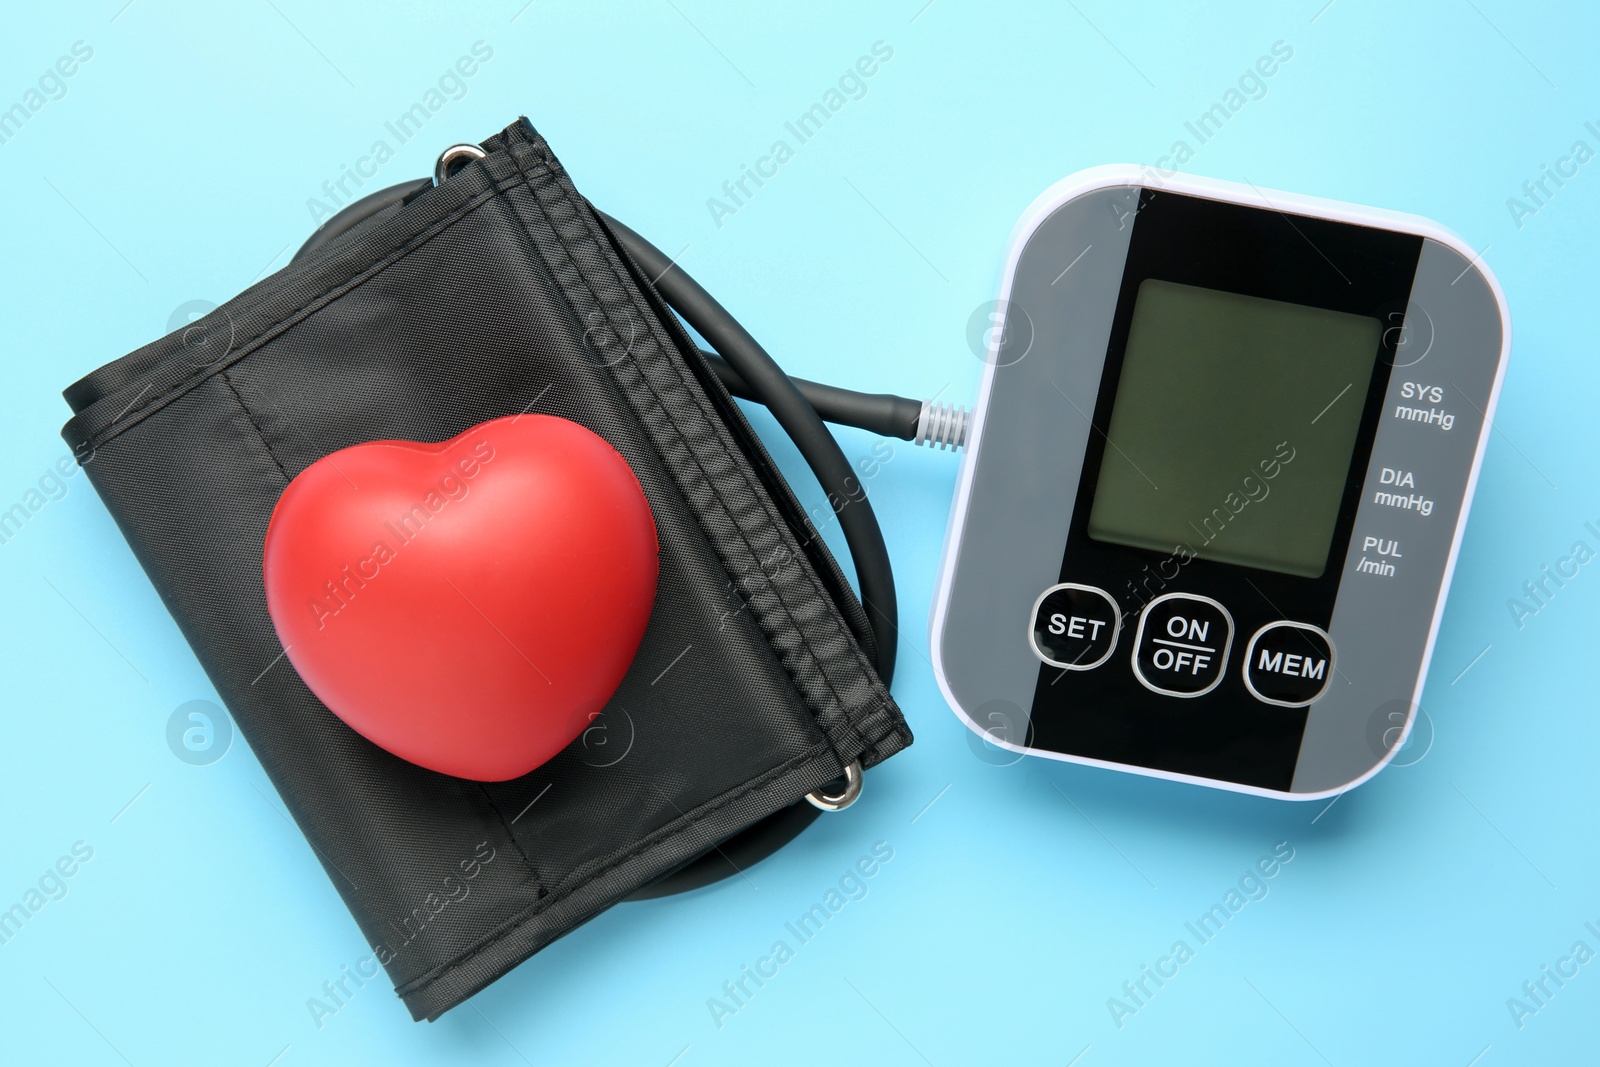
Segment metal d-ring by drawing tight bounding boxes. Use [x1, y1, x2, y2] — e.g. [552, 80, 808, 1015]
[435, 143, 488, 187]
[806, 760, 863, 811]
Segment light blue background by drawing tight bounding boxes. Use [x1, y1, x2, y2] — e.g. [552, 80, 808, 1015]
[2, 1, 1595, 1064]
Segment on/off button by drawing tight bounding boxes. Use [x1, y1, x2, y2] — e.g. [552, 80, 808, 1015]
[1132, 593, 1234, 698]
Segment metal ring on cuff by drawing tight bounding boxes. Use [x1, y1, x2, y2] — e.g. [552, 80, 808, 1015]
[806, 760, 863, 811]
[434, 143, 488, 186]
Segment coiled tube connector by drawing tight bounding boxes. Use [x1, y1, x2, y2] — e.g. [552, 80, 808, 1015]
[914, 400, 970, 451]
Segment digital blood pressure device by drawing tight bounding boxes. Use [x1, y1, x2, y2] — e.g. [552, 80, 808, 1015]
[67, 113, 1517, 1023]
[931, 166, 1510, 799]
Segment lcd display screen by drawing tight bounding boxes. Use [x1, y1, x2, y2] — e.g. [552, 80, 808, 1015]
[1086, 279, 1383, 578]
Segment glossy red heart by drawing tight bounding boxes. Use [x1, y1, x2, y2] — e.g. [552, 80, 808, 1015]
[262, 414, 658, 781]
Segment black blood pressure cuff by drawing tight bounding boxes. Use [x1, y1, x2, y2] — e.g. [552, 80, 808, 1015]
[59, 117, 910, 1021]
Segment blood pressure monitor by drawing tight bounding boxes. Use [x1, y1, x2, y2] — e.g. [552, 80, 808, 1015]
[931, 166, 1510, 798]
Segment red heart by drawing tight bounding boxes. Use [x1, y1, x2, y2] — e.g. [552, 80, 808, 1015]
[262, 415, 658, 781]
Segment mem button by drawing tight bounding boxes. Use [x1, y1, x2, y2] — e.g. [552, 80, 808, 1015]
[1244, 622, 1334, 707]
[1132, 593, 1233, 698]
[1029, 583, 1121, 670]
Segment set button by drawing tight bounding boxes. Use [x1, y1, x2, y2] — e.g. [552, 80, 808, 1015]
[1243, 622, 1334, 706]
[1029, 584, 1121, 670]
[1132, 594, 1233, 697]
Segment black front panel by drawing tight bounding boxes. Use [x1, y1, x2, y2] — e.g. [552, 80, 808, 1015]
[1028, 190, 1423, 791]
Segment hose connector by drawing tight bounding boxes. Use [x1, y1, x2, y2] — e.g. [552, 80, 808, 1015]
[914, 400, 970, 451]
